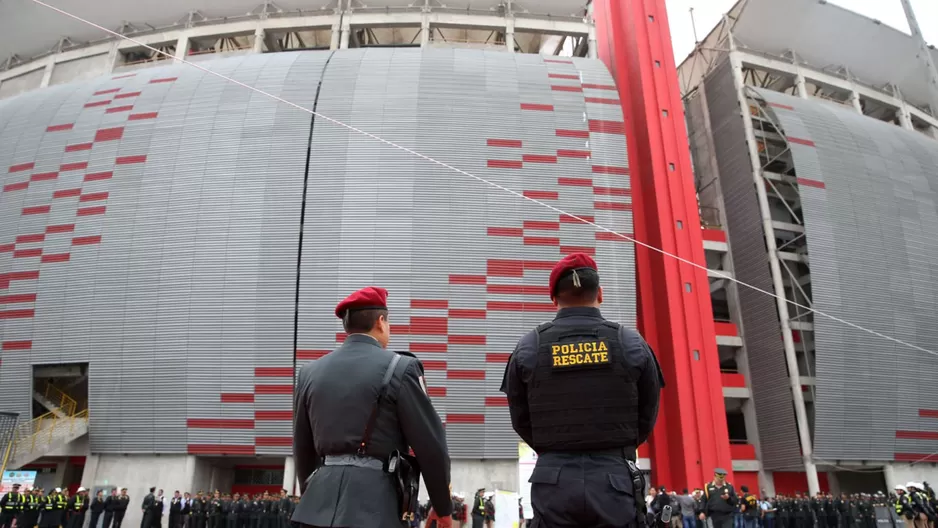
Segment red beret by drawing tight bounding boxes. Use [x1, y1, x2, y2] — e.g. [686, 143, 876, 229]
[335, 286, 389, 318]
[549, 253, 598, 297]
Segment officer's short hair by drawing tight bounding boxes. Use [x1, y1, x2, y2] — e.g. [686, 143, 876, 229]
[343, 308, 388, 334]
[554, 268, 600, 304]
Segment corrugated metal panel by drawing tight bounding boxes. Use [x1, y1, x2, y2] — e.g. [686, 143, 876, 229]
[703, 60, 804, 471]
[757, 88, 938, 463]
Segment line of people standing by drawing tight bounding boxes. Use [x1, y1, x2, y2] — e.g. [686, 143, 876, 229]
[139, 489, 296, 528]
[0, 484, 121, 528]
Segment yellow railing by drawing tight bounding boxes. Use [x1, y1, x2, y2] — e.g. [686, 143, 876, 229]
[9, 383, 87, 465]
[44, 382, 78, 417]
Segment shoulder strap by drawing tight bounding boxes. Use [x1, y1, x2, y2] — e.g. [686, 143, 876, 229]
[358, 354, 403, 456]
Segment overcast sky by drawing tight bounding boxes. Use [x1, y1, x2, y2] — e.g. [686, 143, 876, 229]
[665, 0, 938, 64]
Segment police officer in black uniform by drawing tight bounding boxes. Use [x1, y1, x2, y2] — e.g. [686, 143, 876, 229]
[500, 253, 664, 528]
[700, 468, 738, 528]
[292, 286, 453, 528]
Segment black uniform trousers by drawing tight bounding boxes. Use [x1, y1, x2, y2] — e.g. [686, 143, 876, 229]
[91, 511, 103, 528]
[710, 515, 735, 528]
[0, 512, 17, 528]
[528, 452, 638, 528]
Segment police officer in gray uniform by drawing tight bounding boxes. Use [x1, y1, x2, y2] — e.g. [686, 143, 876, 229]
[292, 286, 453, 528]
[501, 253, 664, 528]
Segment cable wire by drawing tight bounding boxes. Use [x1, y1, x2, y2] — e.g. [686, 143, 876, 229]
[21, 0, 938, 359]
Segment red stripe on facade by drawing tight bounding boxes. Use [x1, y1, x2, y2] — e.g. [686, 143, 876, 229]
[447, 370, 485, 380]
[487, 284, 550, 296]
[17, 234, 45, 243]
[520, 103, 554, 111]
[220, 393, 254, 403]
[589, 120, 626, 134]
[487, 139, 522, 148]
[410, 343, 448, 353]
[0, 244, 13, 253]
[187, 418, 254, 429]
[486, 353, 511, 363]
[114, 91, 141, 99]
[411, 299, 448, 309]
[46, 124, 74, 132]
[524, 236, 560, 246]
[427, 387, 447, 397]
[296, 349, 329, 360]
[0, 310, 35, 319]
[548, 73, 579, 80]
[487, 227, 523, 237]
[446, 414, 485, 424]
[713, 322, 738, 336]
[896, 431, 938, 440]
[41, 253, 70, 263]
[77, 206, 107, 217]
[448, 309, 486, 319]
[0, 293, 37, 303]
[65, 143, 93, 152]
[592, 165, 629, 175]
[523, 190, 559, 200]
[254, 367, 293, 377]
[23, 206, 51, 215]
[523, 154, 557, 164]
[796, 177, 826, 189]
[83, 101, 111, 108]
[594, 201, 631, 211]
[594, 186, 631, 196]
[585, 97, 620, 105]
[701, 229, 727, 242]
[94, 88, 121, 95]
[410, 317, 448, 335]
[53, 188, 81, 198]
[46, 224, 75, 234]
[391, 324, 411, 335]
[3, 181, 29, 192]
[560, 214, 594, 223]
[487, 160, 523, 169]
[60, 162, 88, 172]
[523, 221, 560, 230]
[582, 83, 617, 90]
[920, 409, 938, 418]
[79, 192, 109, 202]
[769, 102, 795, 111]
[150, 77, 178, 84]
[485, 396, 509, 407]
[558, 150, 591, 159]
[448, 335, 486, 345]
[560, 246, 596, 256]
[13, 249, 42, 258]
[487, 259, 523, 277]
[449, 275, 486, 285]
[129, 112, 158, 120]
[256, 411, 292, 421]
[9, 163, 35, 173]
[31, 172, 58, 181]
[596, 231, 632, 242]
[188, 445, 255, 456]
[255, 437, 292, 447]
[423, 360, 447, 370]
[2, 341, 32, 351]
[895, 453, 938, 463]
[84, 172, 113, 182]
[116, 155, 147, 164]
[95, 127, 124, 142]
[1, 271, 40, 281]
[487, 301, 556, 312]
[106, 105, 134, 114]
[335, 333, 347, 343]
[556, 129, 590, 138]
[254, 385, 292, 394]
[552, 85, 583, 93]
[787, 137, 815, 147]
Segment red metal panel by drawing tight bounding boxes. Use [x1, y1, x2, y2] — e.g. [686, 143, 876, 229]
[730, 443, 758, 460]
[721, 373, 747, 388]
[773, 472, 830, 494]
[734, 471, 761, 496]
[594, 0, 732, 490]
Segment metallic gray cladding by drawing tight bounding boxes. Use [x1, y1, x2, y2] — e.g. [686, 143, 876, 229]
[702, 60, 804, 471]
[1, 49, 632, 459]
[295, 48, 633, 459]
[757, 88, 938, 462]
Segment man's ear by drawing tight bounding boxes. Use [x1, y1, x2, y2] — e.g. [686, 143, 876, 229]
[597, 286, 603, 305]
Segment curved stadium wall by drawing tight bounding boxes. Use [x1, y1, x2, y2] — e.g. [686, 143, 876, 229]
[0, 48, 635, 459]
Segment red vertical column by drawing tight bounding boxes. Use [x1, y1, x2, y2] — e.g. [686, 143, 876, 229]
[593, 0, 732, 489]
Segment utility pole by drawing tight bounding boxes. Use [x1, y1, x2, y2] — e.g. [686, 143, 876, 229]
[900, 0, 938, 117]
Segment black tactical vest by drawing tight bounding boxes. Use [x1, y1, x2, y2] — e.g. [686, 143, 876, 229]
[527, 320, 639, 452]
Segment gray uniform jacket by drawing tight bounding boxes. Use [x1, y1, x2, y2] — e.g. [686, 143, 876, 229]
[292, 334, 452, 528]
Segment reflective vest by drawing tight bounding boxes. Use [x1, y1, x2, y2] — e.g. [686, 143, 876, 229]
[528, 320, 638, 452]
[2, 492, 21, 510]
[44, 497, 55, 510]
[73, 495, 84, 511]
[26, 495, 39, 510]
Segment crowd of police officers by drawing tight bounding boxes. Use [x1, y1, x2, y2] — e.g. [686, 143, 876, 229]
[0, 485, 122, 528]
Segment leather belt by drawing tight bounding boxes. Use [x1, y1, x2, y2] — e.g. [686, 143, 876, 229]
[323, 455, 384, 470]
[543, 447, 637, 460]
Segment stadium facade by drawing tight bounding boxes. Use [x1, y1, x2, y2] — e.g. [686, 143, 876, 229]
[0, 0, 936, 518]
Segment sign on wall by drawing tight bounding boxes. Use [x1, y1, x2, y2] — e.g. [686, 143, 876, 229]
[1, 470, 37, 492]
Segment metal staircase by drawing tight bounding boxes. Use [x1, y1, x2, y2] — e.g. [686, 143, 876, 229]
[5, 383, 88, 470]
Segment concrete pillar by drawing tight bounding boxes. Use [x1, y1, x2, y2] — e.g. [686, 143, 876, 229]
[53, 459, 68, 488]
[928, 126, 938, 141]
[586, 2, 598, 59]
[794, 72, 808, 99]
[105, 42, 120, 73]
[339, 16, 351, 49]
[329, 15, 341, 50]
[39, 59, 54, 88]
[420, 14, 430, 48]
[253, 27, 266, 53]
[898, 104, 914, 130]
[849, 90, 863, 114]
[174, 34, 189, 61]
[505, 19, 515, 53]
[80, 455, 100, 489]
[283, 457, 296, 495]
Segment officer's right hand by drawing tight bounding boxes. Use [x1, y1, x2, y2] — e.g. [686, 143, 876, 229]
[698, 513, 706, 521]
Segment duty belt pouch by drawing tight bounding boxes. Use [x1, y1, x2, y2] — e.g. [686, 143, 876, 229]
[357, 354, 422, 523]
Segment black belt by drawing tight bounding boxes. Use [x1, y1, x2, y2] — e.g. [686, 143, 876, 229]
[542, 447, 636, 460]
[322, 454, 384, 470]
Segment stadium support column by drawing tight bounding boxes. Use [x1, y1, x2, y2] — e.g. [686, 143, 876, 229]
[174, 35, 190, 61]
[39, 58, 54, 88]
[725, 27, 820, 496]
[283, 457, 296, 495]
[506, 19, 515, 53]
[586, 2, 598, 59]
[253, 27, 266, 53]
[592, 0, 733, 490]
